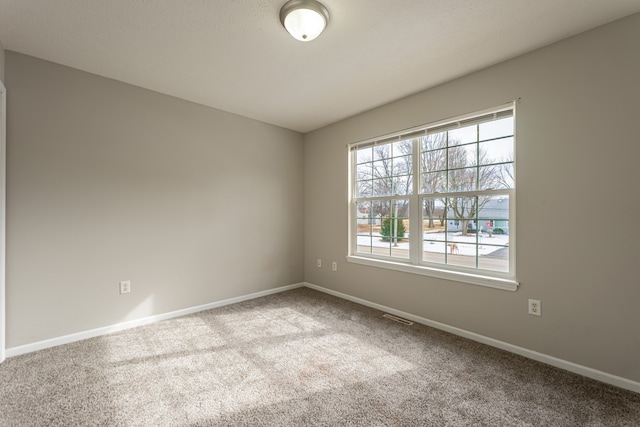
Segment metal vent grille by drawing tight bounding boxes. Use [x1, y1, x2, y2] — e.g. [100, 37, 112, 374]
[382, 313, 414, 326]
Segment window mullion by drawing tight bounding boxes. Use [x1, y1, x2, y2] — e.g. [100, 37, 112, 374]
[508, 188, 516, 277]
[349, 151, 357, 255]
[410, 138, 421, 264]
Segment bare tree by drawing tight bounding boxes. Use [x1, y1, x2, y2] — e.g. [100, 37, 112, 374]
[357, 131, 510, 237]
[496, 155, 514, 189]
[420, 133, 447, 228]
[391, 141, 412, 217]
[446, 140, 505, 236]
[356, 142, 412, 219]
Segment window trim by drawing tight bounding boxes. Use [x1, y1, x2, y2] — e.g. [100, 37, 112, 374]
[348, 103, 518, 291]
[346, 255, 518, 291]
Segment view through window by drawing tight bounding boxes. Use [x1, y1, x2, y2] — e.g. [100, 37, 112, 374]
[350, 104, 515, 285]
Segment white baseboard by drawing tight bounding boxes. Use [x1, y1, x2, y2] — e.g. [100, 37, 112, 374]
[5, 283, 304, 358]
[303, 282, 640, 395]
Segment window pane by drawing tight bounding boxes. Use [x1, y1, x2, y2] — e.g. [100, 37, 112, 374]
[372, 178, 392, 197]
[478, 196, 509, 231]
[356, 162, 372, 180]
[422, 198, 447, 263]
[373, 144, 391, 161]
[357, 200, 388, 255]
[355, 234, 374, 254]
[448, 144, 477, 169]
[393, 154, 412, 175]
[387, 201, 410, 259]
[356, 201, 371, 228]
[373, 200, 391, 255]
[422, 133, 447, 151]
[358, 200, 410, 259]
[421, 148, 446, 173]
[478, 248, 509, 272]
[393, 175, 412, 196]
[355, 201, 372, 254]
[423, 250, 446, 264]
[447, 197, 478, 227]
[442, 197, 479, 269]
[372, 160, 391, 178]
[448, 125, 477, 145]
[477, 196, 509, 272]
[421, 171, 446, 194]
[356, 180, 372, 197]
[393, 140, 413, 156]
[356, 162, 372, 197]
[448, 168, 477, 192]
[356, 147, 372, 164]
[447, 196, 478, 232]
[366, 145, 415, 196]
[479, 117, 513, 141]
[478, 164, 514, 190]
[498, 164, 514, 189]
[446, 241, 478, 269]
[477, 165, 498, 190]
[422, 198, 445, 231]
[371, 200, 390, 218]
[479, 137, 513, 165]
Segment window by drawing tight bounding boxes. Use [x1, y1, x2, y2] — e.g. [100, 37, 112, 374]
[348, 104, 517, 290]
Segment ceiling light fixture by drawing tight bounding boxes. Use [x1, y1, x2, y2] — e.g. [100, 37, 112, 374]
[280, 0, 330, 42]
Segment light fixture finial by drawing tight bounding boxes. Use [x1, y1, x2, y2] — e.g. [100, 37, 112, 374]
[280, 0, 330, 42]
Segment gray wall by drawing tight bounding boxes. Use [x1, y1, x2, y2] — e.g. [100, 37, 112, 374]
[5, 52, 304, 347]
[304, 13, 640, 383]
[0, 38, 4, 81]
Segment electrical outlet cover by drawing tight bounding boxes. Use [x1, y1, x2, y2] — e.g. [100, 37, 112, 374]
[528, 299, 541, 316]
[120, 280, 131, 294]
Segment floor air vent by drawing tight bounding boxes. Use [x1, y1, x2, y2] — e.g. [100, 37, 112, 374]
[382, 313, 414, 325]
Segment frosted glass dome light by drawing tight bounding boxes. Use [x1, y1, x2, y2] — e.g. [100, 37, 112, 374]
[280, 0, 329, 42]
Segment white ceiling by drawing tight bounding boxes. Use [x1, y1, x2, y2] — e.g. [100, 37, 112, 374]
[1, 1, 639, 133]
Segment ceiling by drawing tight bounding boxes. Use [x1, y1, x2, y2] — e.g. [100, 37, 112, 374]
[1, 1, 639, 133]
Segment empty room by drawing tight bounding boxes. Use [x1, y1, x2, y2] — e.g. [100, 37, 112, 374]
[0, 1, 639, 425]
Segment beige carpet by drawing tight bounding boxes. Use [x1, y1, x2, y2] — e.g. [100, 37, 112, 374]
[0, 287, 638, 426]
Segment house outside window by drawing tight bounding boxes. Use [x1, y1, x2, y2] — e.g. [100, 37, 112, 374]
[348, 104, 517, 290]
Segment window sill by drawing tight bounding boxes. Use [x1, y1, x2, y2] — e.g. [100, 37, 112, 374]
[346, 255, 519, 291]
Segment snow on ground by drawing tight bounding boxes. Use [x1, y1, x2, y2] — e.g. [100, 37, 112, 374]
[357, 232, 508, 256]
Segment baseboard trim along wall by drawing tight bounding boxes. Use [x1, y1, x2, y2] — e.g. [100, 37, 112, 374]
[5, 283, 305, 358]
[303, 282, 640, 395]
[5, 281, 639, 394]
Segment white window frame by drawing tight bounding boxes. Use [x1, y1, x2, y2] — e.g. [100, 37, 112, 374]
[347, 103, 518, 291]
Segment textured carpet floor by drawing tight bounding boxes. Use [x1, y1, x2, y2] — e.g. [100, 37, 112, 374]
[0, 287, 638, 426]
